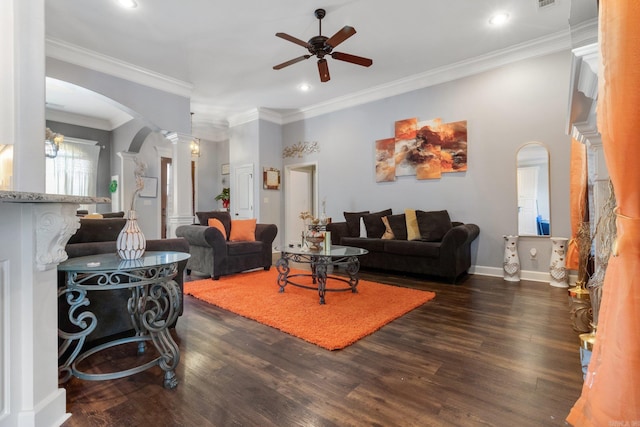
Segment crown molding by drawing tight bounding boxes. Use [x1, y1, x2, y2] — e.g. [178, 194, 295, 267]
[228, 107, 283, 128]
[45, 37, 193, 98]
[280, 28, 575, 124]
[46, 108, 116, 131]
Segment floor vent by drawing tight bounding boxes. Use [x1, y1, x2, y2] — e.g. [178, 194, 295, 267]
[537, 0, 556, 8]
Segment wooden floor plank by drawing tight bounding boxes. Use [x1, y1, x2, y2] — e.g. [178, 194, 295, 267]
[62, 269, 583, 426]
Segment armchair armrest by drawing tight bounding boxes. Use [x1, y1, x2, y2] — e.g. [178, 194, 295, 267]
[255, 223, 278, 246]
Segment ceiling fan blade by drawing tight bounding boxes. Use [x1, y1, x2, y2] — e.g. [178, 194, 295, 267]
[318, 59, 330, 82]
[325, 26, 356, 48]
[273, 55, 311, 70]
[275, 32, 311, 49]
[331, 51, 373, 67]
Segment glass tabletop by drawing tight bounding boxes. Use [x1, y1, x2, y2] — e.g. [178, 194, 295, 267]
[276, 245, 368, 257]
[58, 251, 190, 272]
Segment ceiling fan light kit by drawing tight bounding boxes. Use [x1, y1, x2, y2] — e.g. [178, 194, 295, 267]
[273, 8, 373, 82]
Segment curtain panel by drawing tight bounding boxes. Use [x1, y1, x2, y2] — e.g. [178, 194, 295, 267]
[567, 1, 640, 425]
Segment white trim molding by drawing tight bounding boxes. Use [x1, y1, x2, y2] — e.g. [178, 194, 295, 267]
[46, 37, 193, 99]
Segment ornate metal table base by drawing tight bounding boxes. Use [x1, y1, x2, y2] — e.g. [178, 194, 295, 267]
[58, 252, 187, 389]
[276, 248, 364, 304]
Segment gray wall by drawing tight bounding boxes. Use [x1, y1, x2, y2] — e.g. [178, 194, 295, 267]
[194, 138, 230, 213]
[281, 50, 573, 272]
[258, 119, 283, 239]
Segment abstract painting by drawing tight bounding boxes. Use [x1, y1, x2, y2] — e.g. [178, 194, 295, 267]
[375, 117, 468, 182]
[375, 138, 396, 182]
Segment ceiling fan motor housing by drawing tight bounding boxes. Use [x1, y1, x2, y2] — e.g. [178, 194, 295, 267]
[308, 35, 331, 58]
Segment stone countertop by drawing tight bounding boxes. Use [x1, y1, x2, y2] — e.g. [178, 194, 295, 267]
[0, 190, 110, 204]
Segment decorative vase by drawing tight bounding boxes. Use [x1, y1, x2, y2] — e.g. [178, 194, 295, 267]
[503, 235, 520, 282]
[549, 237, 569, 287]
[117, 210, 146, 260]
[222, 199, 230, 209]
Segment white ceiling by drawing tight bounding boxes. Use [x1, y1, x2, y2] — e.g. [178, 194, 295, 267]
[44, 0, 597, 138]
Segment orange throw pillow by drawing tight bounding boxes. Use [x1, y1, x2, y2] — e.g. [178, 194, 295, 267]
[229, 219, 257, 242]
[208, 218, 227, 240]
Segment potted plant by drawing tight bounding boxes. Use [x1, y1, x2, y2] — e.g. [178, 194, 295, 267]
[215, 187, 230, 209]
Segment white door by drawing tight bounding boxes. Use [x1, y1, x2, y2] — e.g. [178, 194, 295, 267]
[517, 166, 539, 235]
[234, 164, 254, 219]
[285, 163, 317, 247]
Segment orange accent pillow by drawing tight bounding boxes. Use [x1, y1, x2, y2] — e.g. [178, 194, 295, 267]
[229, 219, 257, 242]
[208, 218, 227, 240]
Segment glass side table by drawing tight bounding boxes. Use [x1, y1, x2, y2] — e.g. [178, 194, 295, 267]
[58, 251, 189, 389]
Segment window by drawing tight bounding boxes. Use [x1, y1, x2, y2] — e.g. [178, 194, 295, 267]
[46, 137, 100, 209]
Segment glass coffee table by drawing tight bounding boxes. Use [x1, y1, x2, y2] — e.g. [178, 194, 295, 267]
[275, 245, 368, 304]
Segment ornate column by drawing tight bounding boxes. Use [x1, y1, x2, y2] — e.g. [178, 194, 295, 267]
[165, 132, 195, 237]
[0, 0, 46, 193]
[0, 192, 109, 427]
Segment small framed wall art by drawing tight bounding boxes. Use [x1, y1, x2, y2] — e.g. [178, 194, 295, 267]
[221, 163, 230, 175]
[263, 167, 280, 190]
[139, 177, 158, 198]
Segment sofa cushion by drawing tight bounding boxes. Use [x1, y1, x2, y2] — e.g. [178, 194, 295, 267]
[416, 210, 453, 242]
[405, 209, 421, 241]
[362, 210, 393, 238]
[343, 211, 370, 237]
[383, 240, 440, 258]
[227, 241, 263, 256]
[68, 218, 127, 244]
[381, 216, 395, 239]
[197, 211, 232, 237]
[229, 218, 257, 242]
[386, 214, 407, 240]
[341, 237, 386, 252]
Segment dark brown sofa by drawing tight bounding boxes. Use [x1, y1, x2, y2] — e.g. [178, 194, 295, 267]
[327, 209, 479, 282]
[175, 211, 277, 280]
[58, 217, 190, 345]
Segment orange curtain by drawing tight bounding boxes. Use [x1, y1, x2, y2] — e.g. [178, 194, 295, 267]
[567, 1, 640, 425]
[567, 138, 587, 270]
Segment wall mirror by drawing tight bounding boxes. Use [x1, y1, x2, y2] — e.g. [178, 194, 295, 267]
[517, 142, 550, 236]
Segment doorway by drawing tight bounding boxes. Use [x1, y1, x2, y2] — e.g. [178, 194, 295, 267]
[284, 162, 318, 247]
[160, 157, 171, 238]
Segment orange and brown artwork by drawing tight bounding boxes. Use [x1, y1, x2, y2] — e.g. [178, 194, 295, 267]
[375, 138, 396, 183]
[394, 118, 418, 140]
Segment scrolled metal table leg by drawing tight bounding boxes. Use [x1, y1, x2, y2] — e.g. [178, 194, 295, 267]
[58, 285, 97, 384]
[316, 257, 329, 304]
[141, 279, 181, 389]
[276, 255, 290, 293]
[345, 256, 361, 293]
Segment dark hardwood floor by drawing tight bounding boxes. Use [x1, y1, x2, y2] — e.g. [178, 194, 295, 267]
[62, 267, 583, 427]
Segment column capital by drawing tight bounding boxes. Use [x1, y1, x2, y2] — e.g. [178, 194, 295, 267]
[166, 132, 193, 145]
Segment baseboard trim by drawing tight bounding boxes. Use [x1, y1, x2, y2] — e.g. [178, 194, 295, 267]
[470, 265, 577, 285]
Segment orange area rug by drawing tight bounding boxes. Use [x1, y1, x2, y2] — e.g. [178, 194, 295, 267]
[184, 268, 435, 350]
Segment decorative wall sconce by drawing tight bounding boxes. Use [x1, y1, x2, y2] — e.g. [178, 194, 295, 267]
[282, 141, 320, 158]
[190, 138, 201, 157]
[189, 112, 201, 157]
[45, 127, 64, 158]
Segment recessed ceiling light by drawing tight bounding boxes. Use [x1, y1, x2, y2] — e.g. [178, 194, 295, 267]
[298, 83, 312, 92]
[489, 12, 510, 26]
[117, 0, 138, 9]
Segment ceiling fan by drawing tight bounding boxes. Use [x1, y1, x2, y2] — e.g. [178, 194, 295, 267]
[273, 8, 373, 83]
